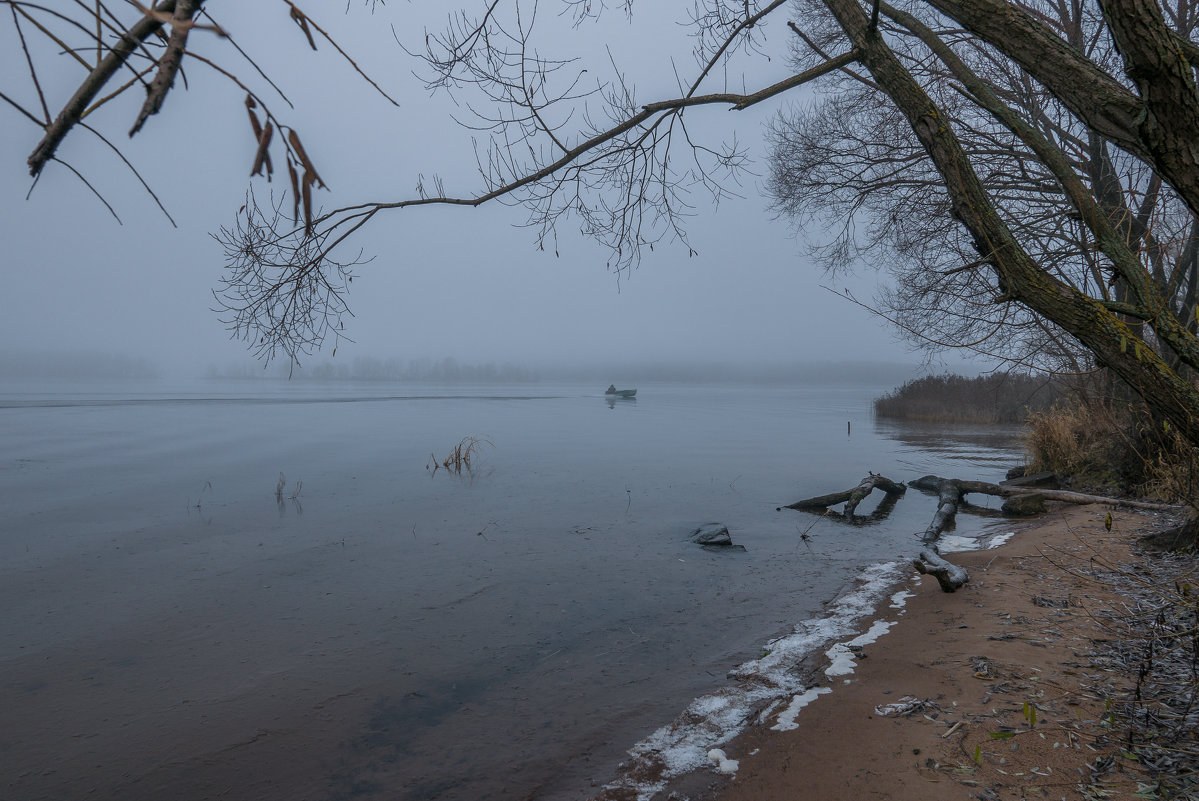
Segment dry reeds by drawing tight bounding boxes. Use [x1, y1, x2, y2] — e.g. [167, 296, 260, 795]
[1025, 403, 1106, 476]
[1025, 398, 1199, 506]
[874, 372, 1063, 424]
[428, 436, 493, 475]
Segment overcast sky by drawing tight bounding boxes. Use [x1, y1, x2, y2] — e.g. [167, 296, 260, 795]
[0, 2, 959, 378]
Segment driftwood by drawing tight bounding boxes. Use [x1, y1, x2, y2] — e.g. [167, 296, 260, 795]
[911, 475, 1181, 512]
[785, 472, 969, 592]
[915, 477, 964, 543]
[784, 473, 907, 519]
[905, 476, 970, 591]
[785, 471, 1181, 595]
[914, 546, 970, 593]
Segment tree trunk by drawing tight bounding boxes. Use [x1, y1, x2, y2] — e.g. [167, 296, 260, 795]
[919, 0, 1199, 219]
[824, 0, 1199, 448]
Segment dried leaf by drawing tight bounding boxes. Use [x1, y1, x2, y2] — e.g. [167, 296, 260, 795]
[289, 6, 318, 50]
[302, 170, 315, 234]
[287, 159, 301, 223]
[250, 120, 274, 176]
[246, 107, 262, 139]
[287, 129, 325, 188]
[251, 121, 274, 177]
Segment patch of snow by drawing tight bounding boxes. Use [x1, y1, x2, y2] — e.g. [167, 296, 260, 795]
[604, 561, 906, 800]
[937, 534, 976, 553]
[770, 686, 831, 731]
[707, 748, 739, 774]
[728, 562, 902, 685]
[824, 619, 896, 678]
[941, 529, 1018, 554]
[889, 589, 914, 609]
[986, 530, 1016, 548]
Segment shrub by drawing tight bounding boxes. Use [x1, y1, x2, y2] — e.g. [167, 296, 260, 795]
[1027, 399, 1199, 503]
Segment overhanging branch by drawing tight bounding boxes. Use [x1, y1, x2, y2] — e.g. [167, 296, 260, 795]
[28, 0, 177, 176]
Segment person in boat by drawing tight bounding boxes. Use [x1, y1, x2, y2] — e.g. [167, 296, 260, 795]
[606, 384, 616, 394]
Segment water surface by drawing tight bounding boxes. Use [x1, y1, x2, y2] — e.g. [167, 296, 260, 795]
[0, 379, 1021, 800]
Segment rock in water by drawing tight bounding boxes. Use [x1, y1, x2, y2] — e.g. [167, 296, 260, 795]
[691, 524, 732, 547]
[1002, 493, 1047, 516]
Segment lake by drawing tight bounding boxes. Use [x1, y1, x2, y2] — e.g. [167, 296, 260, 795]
[0, 378, 1022, 801]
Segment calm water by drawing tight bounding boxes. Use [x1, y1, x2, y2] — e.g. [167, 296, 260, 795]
[0, 379, 1021, 801]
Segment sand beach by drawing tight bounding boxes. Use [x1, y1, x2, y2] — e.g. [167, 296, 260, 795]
[594, 502, 1194, 801]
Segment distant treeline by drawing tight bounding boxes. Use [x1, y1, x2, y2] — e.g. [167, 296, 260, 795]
[208, 356, 540, 383]
[874, 372, 1063, 424]
[545, 360, 919, 386]
[0, 350, 159, 379]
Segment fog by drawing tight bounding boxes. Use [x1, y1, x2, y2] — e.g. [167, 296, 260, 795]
[0, 5, 970, 381]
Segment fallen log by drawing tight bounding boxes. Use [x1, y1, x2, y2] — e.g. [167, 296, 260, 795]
[913, 545, 969, 593]
[1002, 493, 1047, 516]
[909, 475, 1180, 512]
[786, 472, 968, 591]
[920, 477, 963, 544]
[902, 476, 970, 591]
[784, 473, 907, 518]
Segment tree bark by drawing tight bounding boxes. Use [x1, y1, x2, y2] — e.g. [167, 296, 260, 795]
[1096, 0, 1199, 219]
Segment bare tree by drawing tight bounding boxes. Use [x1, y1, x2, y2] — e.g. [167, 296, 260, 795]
[5, 1, 1199, 445]
[770, 1, 1199, 379]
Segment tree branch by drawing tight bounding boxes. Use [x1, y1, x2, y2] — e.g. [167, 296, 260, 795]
[28, 0, 176, 176]
[129, 0, 200, 136]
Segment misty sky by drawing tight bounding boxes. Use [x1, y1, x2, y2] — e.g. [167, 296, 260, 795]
[0, 3, 959, 377]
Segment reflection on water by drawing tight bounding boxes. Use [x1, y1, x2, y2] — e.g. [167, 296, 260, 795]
[874, 417, 1025, 471]
[0, 380, 1025, 801]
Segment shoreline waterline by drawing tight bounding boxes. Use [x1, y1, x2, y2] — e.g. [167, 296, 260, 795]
[687, 504, 1189, 801]
[593, 522, 1022, 801]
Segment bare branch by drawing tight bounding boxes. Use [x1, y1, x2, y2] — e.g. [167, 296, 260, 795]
[50, 156, 121, 223]
[129, 0, 200, 136]
[27, 0, 176, 176]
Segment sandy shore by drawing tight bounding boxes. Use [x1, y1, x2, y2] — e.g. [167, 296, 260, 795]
[596, 502, 1189, 801]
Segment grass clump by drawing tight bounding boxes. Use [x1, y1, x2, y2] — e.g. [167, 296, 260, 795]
[428, 435, 493, 475]
[874, 372, 1062, 424]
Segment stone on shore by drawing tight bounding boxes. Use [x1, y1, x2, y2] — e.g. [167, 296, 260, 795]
[691, 524, 734, 547]
[1002, 493, 1047, 516]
